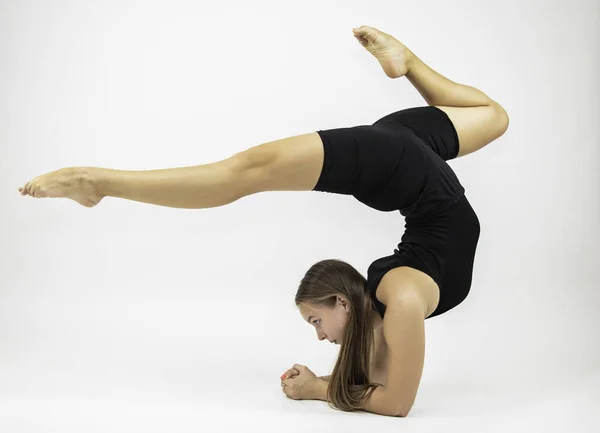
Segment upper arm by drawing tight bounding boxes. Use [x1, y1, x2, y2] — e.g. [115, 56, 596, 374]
[381, 287, 429, 417]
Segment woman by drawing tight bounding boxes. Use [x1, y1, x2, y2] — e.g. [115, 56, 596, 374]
[18, 26, 509, 416]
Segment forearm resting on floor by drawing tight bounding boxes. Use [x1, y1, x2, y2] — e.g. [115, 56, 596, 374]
[311, 378, 329, 401]
[311, 378, 399, 416]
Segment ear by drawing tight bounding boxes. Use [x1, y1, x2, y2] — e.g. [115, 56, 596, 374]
[338, 296, 350, 311]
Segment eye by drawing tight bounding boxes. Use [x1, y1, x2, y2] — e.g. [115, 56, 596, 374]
[313, 319, 321, 326]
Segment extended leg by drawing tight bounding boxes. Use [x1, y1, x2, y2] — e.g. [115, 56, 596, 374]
[18, 132, 325, 209]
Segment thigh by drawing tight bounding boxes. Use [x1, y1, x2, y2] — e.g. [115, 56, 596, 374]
[372, 105, 460, 161]
[232, 132, 325, 196]
[434, 104, 509, 158]
[373, 104, 509, 160]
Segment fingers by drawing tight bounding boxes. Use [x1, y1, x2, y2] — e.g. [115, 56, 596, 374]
[19, 182, 31, 196]
[281, 363, 307, 381]
[283, 368, 298, 378]
[353, 26, 370, 36]
[281, 367, 299, 380]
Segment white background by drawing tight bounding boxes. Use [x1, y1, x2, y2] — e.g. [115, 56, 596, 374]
[1, 0, 599, 431]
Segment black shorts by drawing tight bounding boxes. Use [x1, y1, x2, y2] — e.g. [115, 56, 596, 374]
[313, 106, 481, 318]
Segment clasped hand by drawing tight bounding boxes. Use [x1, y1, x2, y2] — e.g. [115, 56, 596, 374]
[280, 363, 319, 400]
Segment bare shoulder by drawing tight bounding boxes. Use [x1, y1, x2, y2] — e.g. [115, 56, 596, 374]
[375, 266, 440, 318]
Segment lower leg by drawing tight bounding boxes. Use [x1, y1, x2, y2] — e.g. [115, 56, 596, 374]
[405, 51, 495, 107]
[97, 158, 244, 209]
[353, 25, 497, 107]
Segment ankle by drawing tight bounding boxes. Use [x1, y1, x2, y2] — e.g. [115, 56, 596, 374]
[86, 166, 110, 198]
[405, 49, 417, 76]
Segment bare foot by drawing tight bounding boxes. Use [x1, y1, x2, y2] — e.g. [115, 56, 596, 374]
[18, 167, 105, 208]
[352, 26, 413, 79]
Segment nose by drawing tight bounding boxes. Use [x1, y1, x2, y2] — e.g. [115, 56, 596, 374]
[318, 333, 334, 343]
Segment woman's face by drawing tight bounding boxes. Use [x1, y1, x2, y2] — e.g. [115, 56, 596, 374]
[298, 296, 350, 345]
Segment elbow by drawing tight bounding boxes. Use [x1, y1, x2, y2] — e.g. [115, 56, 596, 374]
[395, 403, 413, 418]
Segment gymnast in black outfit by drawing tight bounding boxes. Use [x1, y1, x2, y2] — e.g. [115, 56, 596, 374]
[18, 25, 509, 417]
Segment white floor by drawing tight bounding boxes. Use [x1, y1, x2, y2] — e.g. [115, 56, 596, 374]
[0, 361, 597, 433]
